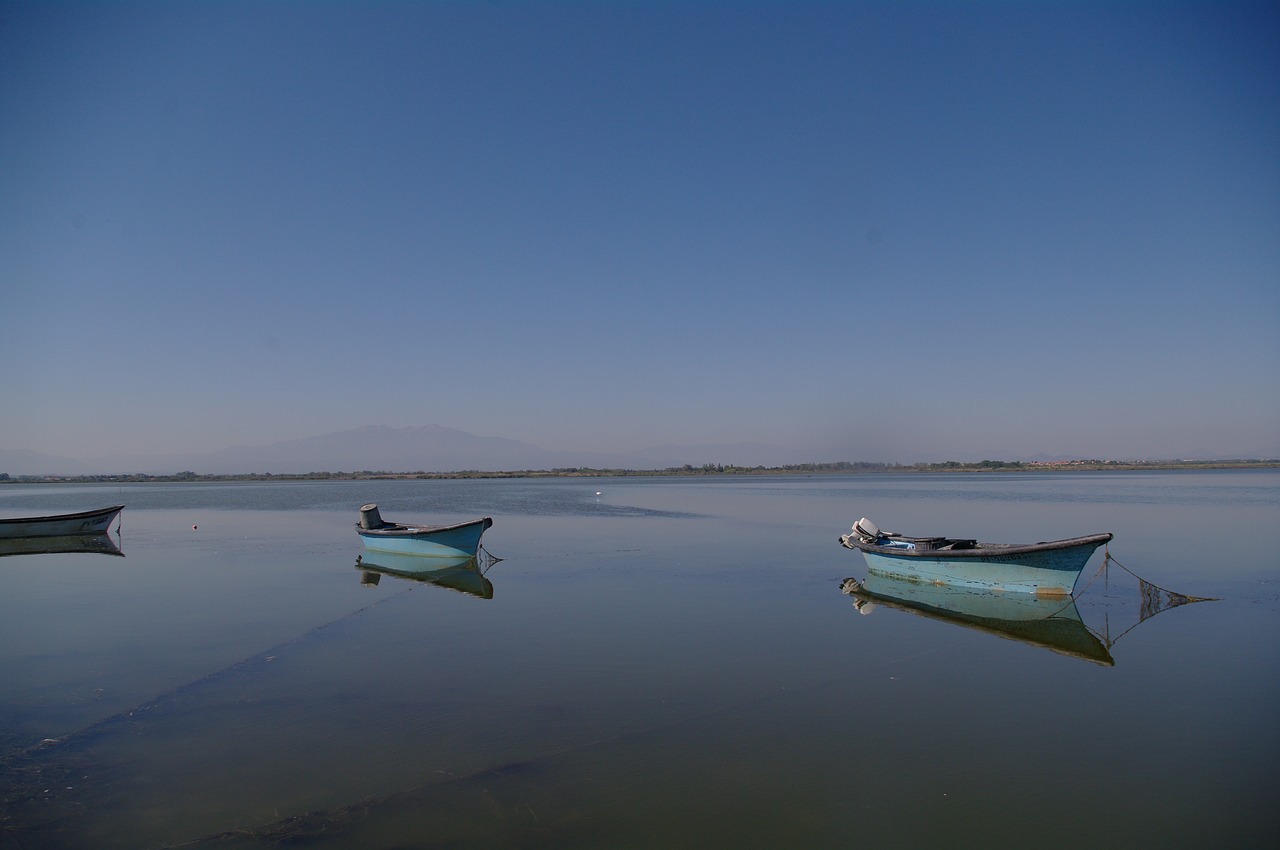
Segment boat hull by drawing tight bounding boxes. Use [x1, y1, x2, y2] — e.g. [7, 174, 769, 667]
[842, 531, 1111, 596]
[0, 506, 124, 539]
[357, 516, 492, 559]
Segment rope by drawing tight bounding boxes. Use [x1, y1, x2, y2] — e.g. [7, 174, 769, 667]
[477, 545, 503, 575]
[1070, 546, 1114, 601]
[1096, 546, 1217, 603]
[1075, 546, 1218, 647]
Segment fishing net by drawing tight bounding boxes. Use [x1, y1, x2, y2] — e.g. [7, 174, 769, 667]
[1138, 578, 1215, 622]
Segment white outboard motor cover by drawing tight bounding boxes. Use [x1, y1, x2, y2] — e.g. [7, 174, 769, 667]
[853, 517, 881, 542]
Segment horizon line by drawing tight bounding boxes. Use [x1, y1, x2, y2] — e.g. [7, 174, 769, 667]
[4, 458, 1278, 482]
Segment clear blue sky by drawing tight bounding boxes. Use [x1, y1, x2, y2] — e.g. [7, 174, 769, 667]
[3, 1, 1277, 463]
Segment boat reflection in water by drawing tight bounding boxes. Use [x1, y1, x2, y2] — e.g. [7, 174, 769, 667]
[843, 564, 1216, 666]
[356, 551, 495, 599]
[842, 573, 1115, 665]
[0, 533, 124, 559]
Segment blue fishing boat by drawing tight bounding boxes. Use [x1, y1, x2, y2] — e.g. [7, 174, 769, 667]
[356, 504, 492, 559]
[839, 517, 1111, 596]
[841, 573, 1114, 665]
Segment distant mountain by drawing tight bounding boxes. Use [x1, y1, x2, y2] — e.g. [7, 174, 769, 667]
[1164, 446, 1280, 462]
[5, 427, 1274, 478]
[74, 425, 799, 475]
[0, 448, 101, 477]
[90, 425, 566, 475]
[1021, 447, 1280, 464]
[630, 443, 812, 468]
[195, 425, 559, 474]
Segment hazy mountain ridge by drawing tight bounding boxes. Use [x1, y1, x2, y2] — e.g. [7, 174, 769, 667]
[0, 448, 100, 477]
[0, 426, 806, 476]
[2, 428, 1276, 477]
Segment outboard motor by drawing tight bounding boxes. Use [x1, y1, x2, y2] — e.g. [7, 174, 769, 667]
[359, 503, 384, 530]
[853, 517, 881, 543]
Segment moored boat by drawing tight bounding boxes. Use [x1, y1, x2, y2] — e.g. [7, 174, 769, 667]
[839, 517, 1111, 596]
[355, 504, 492, 559]
[841, 573, 1114, 665]
[0, 505, 124, 539]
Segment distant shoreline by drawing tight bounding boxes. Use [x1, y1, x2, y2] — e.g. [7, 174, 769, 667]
[3, 459, 1277, 484]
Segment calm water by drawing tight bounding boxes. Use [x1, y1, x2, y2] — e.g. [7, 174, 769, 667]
[1, 472, 1277, 849]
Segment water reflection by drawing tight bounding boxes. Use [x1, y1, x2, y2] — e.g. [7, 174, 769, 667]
[843, 560, 1218, 667]
[0, 532, 124, 558]
[841, 574, 1115, 665]
[355, 552, 495, 599]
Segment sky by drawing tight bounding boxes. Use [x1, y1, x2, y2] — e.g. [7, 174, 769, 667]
[2, 0, 1278, 464]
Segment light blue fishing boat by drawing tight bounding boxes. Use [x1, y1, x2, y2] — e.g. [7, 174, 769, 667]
[839, 517, 1111, 597]
[356, 504, 492, 559]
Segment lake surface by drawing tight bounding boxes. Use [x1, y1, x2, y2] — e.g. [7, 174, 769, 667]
[1, 472, 1277, 849]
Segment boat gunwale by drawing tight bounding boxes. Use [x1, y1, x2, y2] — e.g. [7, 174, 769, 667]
[0, 505, 125, 526]
[355, 516, 493, 538]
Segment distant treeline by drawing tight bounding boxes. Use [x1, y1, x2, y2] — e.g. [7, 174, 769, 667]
[2, 458, 1276, 484]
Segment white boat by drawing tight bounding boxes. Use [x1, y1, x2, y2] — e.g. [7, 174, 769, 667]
[0, 505, 124, 539]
